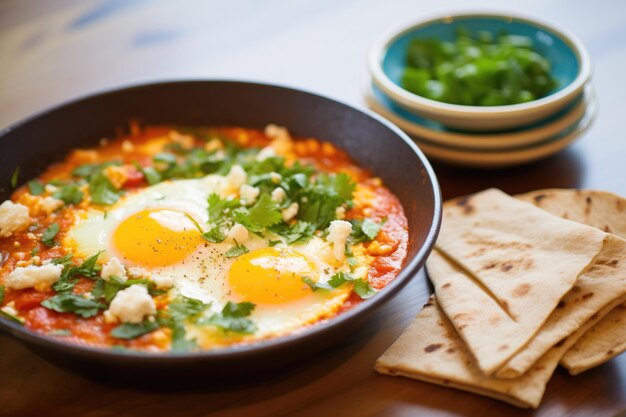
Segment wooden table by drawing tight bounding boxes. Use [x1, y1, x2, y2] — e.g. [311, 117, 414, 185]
[1, 1, 625, 416]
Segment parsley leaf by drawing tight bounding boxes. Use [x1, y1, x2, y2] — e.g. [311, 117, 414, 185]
[10, 167, 19, 188]
[89, 171, 121, 205]
[53, 252, 103, 293]
[53, 184, 84, 205]
[28, 180, 45, 195]
[168, 296, 211, 321]
[270, 221, 315, 244]
[333, 172, 357, 201]
[41, 223, 60, 247]
[224, 242, 249, 258]
[353, 278, 377, 299]
[111, 320, 159, 340]
[201, 225, 226, 243]
[134, 162, 161, 185]
[207, 193, 239, 223]
[201, 301, 256, 334]
[301, 276, 332, 291]
[41, 293, 105, 318]
[350, 218, 385, 243]
[326, 271, 377, 300]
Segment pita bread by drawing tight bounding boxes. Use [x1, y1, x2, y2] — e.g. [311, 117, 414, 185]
[375, 297, 555, 409]
[434, 188, 606, 374]
[495, 234, 626, 378]
[518, 189, 626, 374]
[517, 189, 626, 236]
[560, 302, 626, 375]
[375, 295, 620, 409]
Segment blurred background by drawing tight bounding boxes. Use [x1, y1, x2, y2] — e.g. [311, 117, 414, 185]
[1, 0, 624, 192]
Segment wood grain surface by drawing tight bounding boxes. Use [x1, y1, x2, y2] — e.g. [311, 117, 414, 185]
[1, 1, 625, 416]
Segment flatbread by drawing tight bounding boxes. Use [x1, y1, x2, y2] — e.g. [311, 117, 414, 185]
[517, 189, 626, 236]
[518, 189, 626, 374]
[434, 188, 606, 374]
[495, 234, 626, 378]
[375, 297, 556, 409]
[560, 302, 626, 375]
[375, 295, 620, 409]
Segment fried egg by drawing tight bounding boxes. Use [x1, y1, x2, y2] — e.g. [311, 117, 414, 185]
[66, 175, 353, 346]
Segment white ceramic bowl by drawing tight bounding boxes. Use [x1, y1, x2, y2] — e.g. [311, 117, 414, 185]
[368, 11, 591, 131]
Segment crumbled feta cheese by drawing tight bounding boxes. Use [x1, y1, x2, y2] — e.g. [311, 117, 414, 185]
[256, 146, 276, 161]
[5, 263, 63, 291]
[101, 257, 127, 281]
[0, 201, 30, 238]
[304, 237, 335, 265]
[44, 184, 58, 194]
[128, 266, 150, 279]
[271, 187, 287, 203]
[225, 165, 247, 190]
[239, 184, 260, 205]
[106, 285, 156, 324]
[103, 165, 128, 189]
[281, 202, 299, 222]
[38, 197, 64, 214]
[270, 172, 282, 183]
[151, 275, 175, 289]
[227, 223, 249, 243]
[327, 220, 353, 262]
[335, 206, 346, 220]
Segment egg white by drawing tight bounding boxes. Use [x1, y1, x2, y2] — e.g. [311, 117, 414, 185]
[65, 174, 355, 346]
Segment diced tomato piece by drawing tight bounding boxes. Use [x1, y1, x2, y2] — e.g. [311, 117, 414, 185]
[122, 166, 146, 188]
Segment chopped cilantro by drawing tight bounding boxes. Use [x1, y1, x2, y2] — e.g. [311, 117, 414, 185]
[53, 252, 103, 293]
[89, 171, 121, 205]
[134, 161, 161, 185]
[168, 295, 211, 321]
[53, 184, 84, 205]
[239, 193, 282, 231]
[41, 223, 60, 247]
[41, 293, 105, 318]
[201, 226, 226, 243]
[27, 180, 45, 195]
[350, 218, 385, 243]
[201, 301, 256, 334]
[10, 167, 19, 188]
[111, 320, 159, 340]
[326, 271, 377, 300]
[301, 276, 332, 291]
[224, 241, 249, 258]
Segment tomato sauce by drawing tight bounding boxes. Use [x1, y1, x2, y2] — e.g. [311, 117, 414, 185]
[0, 125, 409, 351]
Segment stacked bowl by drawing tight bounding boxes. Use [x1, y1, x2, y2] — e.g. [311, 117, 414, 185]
[366, 12, 595, 168]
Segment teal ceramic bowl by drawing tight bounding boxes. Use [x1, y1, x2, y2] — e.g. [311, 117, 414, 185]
[368, 12, 591, 131]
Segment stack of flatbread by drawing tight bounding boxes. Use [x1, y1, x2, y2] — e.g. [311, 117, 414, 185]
[376, 188, 626, 409]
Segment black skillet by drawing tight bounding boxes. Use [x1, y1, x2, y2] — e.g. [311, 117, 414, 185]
[0, 81, 441, 379]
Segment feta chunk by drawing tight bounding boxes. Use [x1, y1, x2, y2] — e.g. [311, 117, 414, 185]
[239, 184, 260, 206]
[128, 266, 150, 279]
[38, 197, 64, 214]
[151, 275, 175, 289]
[106, 285, 156, 324]
[5, 263, 63, 291]
[101, 257, 127, 281]
[226, 223, 249, 243]
[271, 187, 287, 203]
[281, 202, 299, 222]
[327, 220, 353, 262]
[335, 206, 346, 220]
[269, 172, 282, 184]
[0, 201, 30, 238]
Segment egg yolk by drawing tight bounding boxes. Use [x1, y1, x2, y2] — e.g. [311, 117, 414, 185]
[228, 247, 316, 305]
[112, 208, 203, 267]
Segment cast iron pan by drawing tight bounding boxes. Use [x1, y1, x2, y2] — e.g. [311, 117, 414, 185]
[0, 81, 441, 380]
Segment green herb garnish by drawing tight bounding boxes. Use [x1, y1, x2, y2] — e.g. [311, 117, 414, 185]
[41, 223, 60, 247]
[41, 293, 105, 318]
[201, 301, 256, 334]
[28, 180, 45, 195]
[111, 320, 159, 340]
[402, 29, 557, 106]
